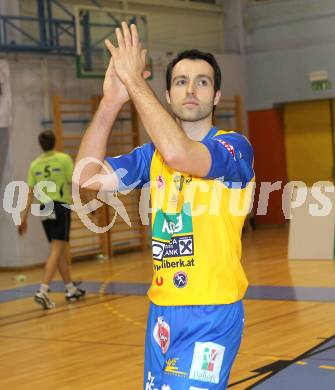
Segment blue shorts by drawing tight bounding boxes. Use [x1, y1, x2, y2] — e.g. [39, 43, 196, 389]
[144, 301, 244, 390]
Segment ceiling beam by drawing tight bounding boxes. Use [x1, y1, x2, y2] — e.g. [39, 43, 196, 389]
[124, 0, 224, 14]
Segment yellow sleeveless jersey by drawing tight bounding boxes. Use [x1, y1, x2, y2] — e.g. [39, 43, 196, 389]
[107, 127, 255, 306]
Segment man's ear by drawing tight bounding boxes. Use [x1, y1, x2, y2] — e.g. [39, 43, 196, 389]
[214, 90, 221, 106]
[165, 90, 171, 105]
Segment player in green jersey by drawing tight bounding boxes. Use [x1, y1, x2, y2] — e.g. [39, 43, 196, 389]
[18, 130, 85, 309]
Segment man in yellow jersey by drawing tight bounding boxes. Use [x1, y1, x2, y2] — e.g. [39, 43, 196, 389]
[18, 130, 85, 309]
[75, 23, 254, 389]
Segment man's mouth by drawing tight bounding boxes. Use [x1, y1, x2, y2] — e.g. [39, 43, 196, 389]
[183, 101, 199, 106]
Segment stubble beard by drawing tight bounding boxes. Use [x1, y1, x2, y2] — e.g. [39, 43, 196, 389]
[171, 101, 214, 123]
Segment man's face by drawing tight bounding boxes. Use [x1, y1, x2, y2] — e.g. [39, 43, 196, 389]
[166, 59, 221, 122]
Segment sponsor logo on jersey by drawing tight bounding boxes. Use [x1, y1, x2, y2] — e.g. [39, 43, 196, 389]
[153, 258, 195, 272]
[162, 214, 183, 235]
[164, 358, 188, 377]
[189, 342, 225, 384]
[152, 240, 166, 260]
[145, 371, 158, 390]
[173, 271, 188, 288]
[157, 175, 165, 189]
[152, 236, 194, 261]
[173, 175, 192, 192]
[152, 205, 193, 242]
[173, 175, 184, 192]
[153, 317, 170, 354]
[152, 205, 194, 262]
[161, 386, 172, 390]
[216, 139, 236, 159]
[155, 276, 164, 286]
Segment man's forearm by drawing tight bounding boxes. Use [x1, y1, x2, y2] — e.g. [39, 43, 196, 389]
[21, 190, 34, 222]
[75, 99, 122, 186]
[125, 77, 191, 164]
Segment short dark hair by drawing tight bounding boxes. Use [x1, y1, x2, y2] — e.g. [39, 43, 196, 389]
[38, 130, 55, 151]
[166, 49, 221, 93]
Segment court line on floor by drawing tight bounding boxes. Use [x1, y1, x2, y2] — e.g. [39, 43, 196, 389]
[1, 282, 334, 303]
[0, 294, 129, 328]
[0, 334, 143, 349]
[244, 334, 335, 389]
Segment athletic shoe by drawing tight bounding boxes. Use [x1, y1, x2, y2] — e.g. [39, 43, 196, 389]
[65, 287, 86, 302]
[34, 291, 55, 310]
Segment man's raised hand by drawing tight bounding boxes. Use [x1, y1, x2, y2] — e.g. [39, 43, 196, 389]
[104, 22, 150, 86]
[102, 53, 130, 107]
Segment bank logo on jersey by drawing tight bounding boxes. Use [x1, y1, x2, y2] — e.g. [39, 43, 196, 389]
[189, 342, 225, 384]
[152, 240, 166, 260]
[152, 236, 194, 261]
[152, 204, 194, 261]
[178, 237, 193, 255]
[153, 317, 170, 354]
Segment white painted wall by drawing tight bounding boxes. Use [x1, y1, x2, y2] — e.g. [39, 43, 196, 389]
[288, 185, 335, 259]
[246, 0, 335, 110]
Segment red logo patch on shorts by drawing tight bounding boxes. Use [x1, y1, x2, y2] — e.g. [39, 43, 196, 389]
[153, 316, 170, 354]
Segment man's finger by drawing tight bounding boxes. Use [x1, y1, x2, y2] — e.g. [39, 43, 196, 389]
[107, 56, 115, 69]
[104, 42, 115, 70]
[130, 24, 139, 46]
[115, 27, 125, 49]
[105, 39, 116, 55]
[141, 48, 147, 65]
[122, 21, 132, 48]
[106, 55, 116, 75]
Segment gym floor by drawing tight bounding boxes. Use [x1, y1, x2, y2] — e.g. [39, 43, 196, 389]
[1, 226, 335, 389]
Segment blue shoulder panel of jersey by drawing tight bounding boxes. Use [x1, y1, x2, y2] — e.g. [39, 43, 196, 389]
[105, 142, 155, 190]
[202, 132, 254, 189]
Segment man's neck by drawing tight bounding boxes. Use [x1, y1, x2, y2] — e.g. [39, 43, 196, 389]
[177, 116, 213, 141]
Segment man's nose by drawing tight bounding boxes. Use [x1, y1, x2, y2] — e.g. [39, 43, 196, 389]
[186, 80, 196, 95]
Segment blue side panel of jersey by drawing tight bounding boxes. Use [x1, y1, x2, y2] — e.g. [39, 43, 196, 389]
[106, 142, 155, 189]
